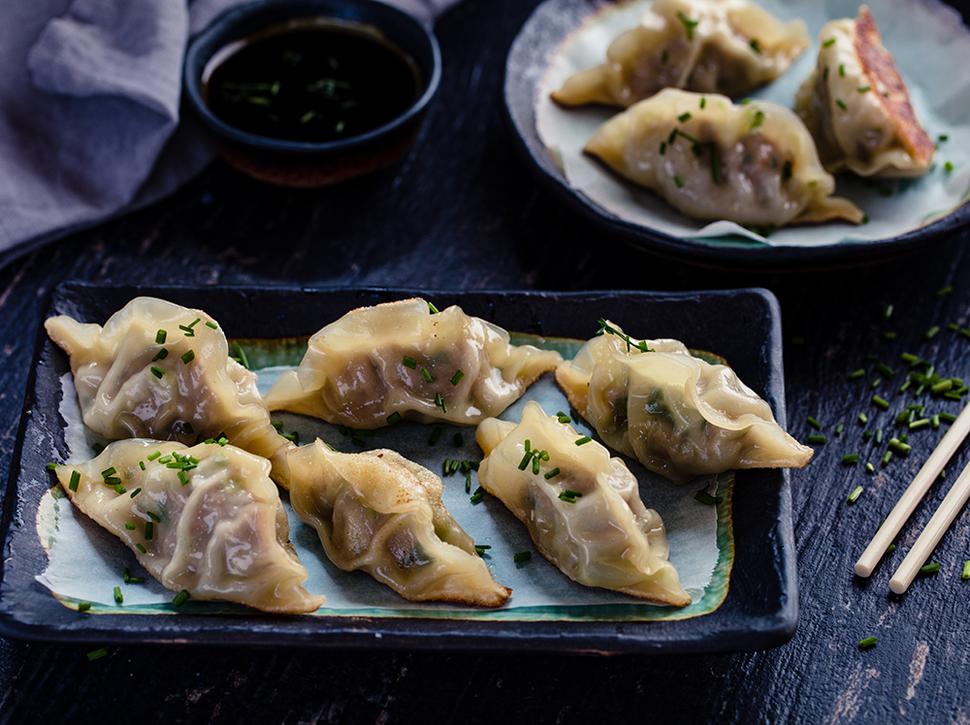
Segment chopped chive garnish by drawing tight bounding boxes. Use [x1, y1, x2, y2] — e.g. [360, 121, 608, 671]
[920, 562, 940, 575]
[659, 141, 667, 155]
[842, 454, 859, 465]
[113, 484, 126, 495]
[46, 462, 57, 471]
[172, 590, 190, 608]
[886, 543, 896, 553]
[181, 350, 195, 364]
[518, 450, 534, 470]
[694, 489, 722, 506]
[876, 362, 894, 378]
[888, 438, 911, 455]
[750, 110, 765, 130]
[147, 451, 161, 461]
[386, 411, 402, 425]
[544, 467, 561, 480]
[807, 416, 822, 430]
[427, 301, 439, 315]
[402, 355, 417, 369]
[931, 380, 952, 394]
[177, 471, 189, 485]
[135, 543, 146, 553]
[674, 175, 684, 188]
[871, 395, 890, 410]
[123, 567, 145, 584]
[940, 412, 956, 423]
[857, 85, 871, 93]
[699, 97, 706, 109]
[77, 601, 91, 613]
[138, 461, 146, 471]
[677, 111, 692, 123]
[470, 487, 484, 505]
[937, 286, 953, 297]
[420, 367, 433, 383]
[86, 648, 108, 662]
[865, 462, 874, 474]
[450, 369, 464, 386]
[113, 586, 123, 604]
[69, 470, 81, 491]
[558, 489, 583, 503]
[474, 545, 491, 557]
[806, 434, 827, 444]
[838, 63, 846, 77]
[848, 369, 866, 380]
[823, 37, 836, 47]
[434, 393, 446, 413]
[847, 486, 864, 504]
[875, 429, 884, 444]
[909, 418, 930, 430]
[101, 467, 116, 478]
[858, 637, 877, 650]
[144, 522, 154, 541]
[556, 411, 571, 424]
[931, 414, 940, 429]
[882, 451, 892, 466]
[124, 522, 136, 530]
[836, 98, 847, 110]
[513, 551, 532, 565]
[574, 436, 592, 446]
[205, 321, 218, 329]
[147, 511, 160, 522]
[858, 412, 869, 424]
[871, 378, 882, 389]
[155, 329, 167, 344]
[944, 161, 954, 174]
[532, 456, 541, 475]
[150, 366, 164, 379]
[129, 487, 141, 498]
[749, 38, 761, 54]
[962, 560, 970, 580]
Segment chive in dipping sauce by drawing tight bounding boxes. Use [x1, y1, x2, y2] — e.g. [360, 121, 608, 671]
[202, 19, 422, 143]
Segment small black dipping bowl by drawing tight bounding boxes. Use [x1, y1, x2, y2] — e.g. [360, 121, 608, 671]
[184, 0, 441, 187]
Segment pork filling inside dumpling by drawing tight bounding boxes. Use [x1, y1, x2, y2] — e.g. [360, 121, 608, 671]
[556, 323, 812, 483]
[54, 439, 323, 613]
[476, 401, 690, 606]
[286, 441, 511, 607]
[265, 298, 561, 429]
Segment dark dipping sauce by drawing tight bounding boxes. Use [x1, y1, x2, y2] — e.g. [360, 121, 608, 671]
[204, 21, 421, 143]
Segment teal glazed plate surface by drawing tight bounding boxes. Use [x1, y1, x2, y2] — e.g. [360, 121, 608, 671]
[0, 285, 796, 654]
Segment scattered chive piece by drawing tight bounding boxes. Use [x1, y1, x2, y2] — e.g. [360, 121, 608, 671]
[155, 329, 167, 344]
[113, 586, 123, 604]
[556, 411, 571, 424]
[402, 355, 417, 369]
[848, 369, 866, 380]
[886, 543, 897, 553]
[147, 511, 160, 522]
[944, 161, 954, 174]
[69, 470, 81, 491]
[513, 551, 532, 565]
[823, 37, 836, 47]
[420, 367, 433, 383]
[836, 98, 847, 111]
[386, 411, 402, 425]
[434, 392, 446, 413]
[129, 488, 141, 498]
[807, 434, 827, 444]
[46, 461, 57, 471]
[205, 321, 218, 329]
[883, 331, 897, 341]
[532, 456, 541, 475]
[450, 369, 464, 386]
[807, 416, 822, 430]
[177, 470, 189, 486]
[124, 522, 136, 530]
[847, 486, 864, 504]
[144, 522, 154, 541]
[920, 562, 940, 575]
[876, 362, 894, 378]
[677, 111, 692, 123]
[676, 10, 699, 39]
[870, 378, 882, 389]
[474, 545, 491, 557]
[937, 286, 953, 297]
[659, 141, 667, 155]
[700, 97, 706, 109]
[86, 648, 108, 662]
[147, 451, 161, 461]
[876, 429, 884, 444]
[888, 438, 912, 455]
[865, 462, 874, 474]
[857, 85, 871, 93]
[750, 110, 765, 130]
[871, 395, 890, 410]
[882, 451, 893, 466]
[962, 560, 970, 580]
[470, 487, 484, 505]
[932, 414, 940, 429]
[575, 436, 592, 446]
[694, 489, 722, 506]
[940, 412, 956, 423]
[931, 380, 953, 394]
[427, 301, 439, 315]
[123, 568, 145, 584]
[674, 175, 684, 189]
[842, 454, 859, 465]
[909, 418, 930, 430]
[558, 489, 583, 503]
[138, 461, 146, 471]
[838, 63, 846, 77]
[150, 366, 164, 379]
[135, 543, 147, 553]
[181, 350, 195, 364]
[544, 467, 561, 480]
[938, 134, 949, 143]
[858, 637, 877, 650]
[77, 601, 92, 613]
[749, 38, 761, 53]
[858, 412, 869, 425]
[518, 450, 534, 470]
[172, 590, 190, 608]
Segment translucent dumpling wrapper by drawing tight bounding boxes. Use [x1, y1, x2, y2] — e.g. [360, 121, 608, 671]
[475, 401, 689, 606]
[552, 0, 809, 108]
[794, 6, 935, 178]
[584, 88, 863, 226]
[556, 324, 812, 483]
[285, 441, 511, 607]
[265, 298, 562, 429]
[45, 297, 293, 481]
[54, 439, 323, 613]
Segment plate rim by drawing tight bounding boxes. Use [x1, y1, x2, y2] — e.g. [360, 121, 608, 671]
[0, 282, 797, 654]
[502, 0, 970, 268]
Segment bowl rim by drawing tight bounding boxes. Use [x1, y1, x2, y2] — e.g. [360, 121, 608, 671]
[183, 0, 442, 155]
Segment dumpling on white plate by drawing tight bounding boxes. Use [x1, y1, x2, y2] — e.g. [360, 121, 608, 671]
[285, 440, 511, 607]
[54, 439, 323, 613]
[584, 88, 864, 226]
[476, 401, 689, 606]
[552, 0, 809, 107]
[264, 298, 562, 429]
[795, 6, 935, 178]
[556, 322, 812, 483]
[45, 297, 292, 480]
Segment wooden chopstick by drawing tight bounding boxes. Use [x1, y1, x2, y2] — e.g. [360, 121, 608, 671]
[890, 457, 970, 594]
[854, 400, 970, 578]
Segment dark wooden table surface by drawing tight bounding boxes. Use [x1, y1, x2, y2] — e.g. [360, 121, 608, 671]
[1, 0, 968, 721]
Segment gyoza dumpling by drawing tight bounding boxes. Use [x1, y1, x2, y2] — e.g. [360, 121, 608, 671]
[552, 0, 809, 107]
[54, 439, 323, 613]
[45, 297, 291, 476]
[556, 323, 812, 483]
[286, 441, 510, 607]
[794, 6, 934, 178]
[476, 402, 689, 606]
[265, 298, 562, 429]
[584, 88, 863, 226]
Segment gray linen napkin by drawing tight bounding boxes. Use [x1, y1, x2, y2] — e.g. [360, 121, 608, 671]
[0, 0, 452, 267]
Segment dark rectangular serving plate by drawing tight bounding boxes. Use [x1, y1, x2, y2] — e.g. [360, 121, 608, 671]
[0, 283, 797, 654]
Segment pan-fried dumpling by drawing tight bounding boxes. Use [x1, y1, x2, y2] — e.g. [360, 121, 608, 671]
[265, 298, 561, 429]
[286, 441, 510, 607]
[54, 439, 323, 613]
[552, 0, 809, 107]
[584, 88, 863, 226]
[45, 297, 292, 477]
[476, 401, 689, 606]
[794, 6, 934, 178]
[556, 323, 812, 483]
